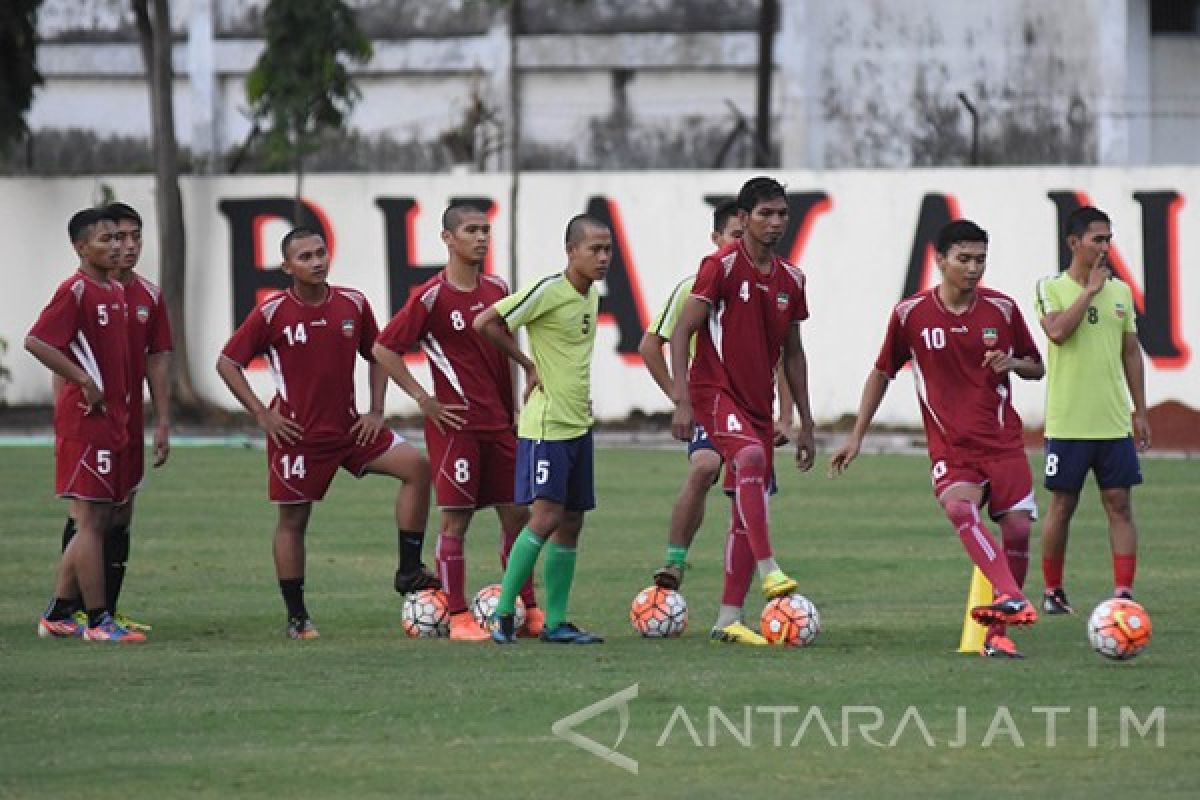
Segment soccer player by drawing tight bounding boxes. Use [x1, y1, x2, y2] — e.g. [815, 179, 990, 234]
[26, 208, 145, 642]
[373, 204, 542, 642]
[830, 219, 1044, 658]
[217, 228, 437, 640]
[58, 202, 172, 633]
[639, 200, 794, 591]
[473, 214, 610, 644]
[669, 177, 817, 646]
[1035, 206, 1150, 613]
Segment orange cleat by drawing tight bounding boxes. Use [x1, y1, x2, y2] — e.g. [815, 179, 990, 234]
[449, 611, 491, 641]
[518, 606, 545, 638]
[981, 633, 1025, 659]
[971, 594, 1037, 627]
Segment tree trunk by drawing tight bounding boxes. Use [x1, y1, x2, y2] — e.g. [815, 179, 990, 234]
[133, 0, 204, 414]
[754, 0, 777, 167]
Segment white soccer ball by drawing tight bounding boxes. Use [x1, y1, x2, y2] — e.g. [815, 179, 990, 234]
[471, 583, 526, 630]
[402, 588, 450, 638]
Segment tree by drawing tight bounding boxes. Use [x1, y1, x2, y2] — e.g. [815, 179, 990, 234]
[0, 0, 43, 158]
[245, 0, 372, 217]
[133, 0, 203, 411]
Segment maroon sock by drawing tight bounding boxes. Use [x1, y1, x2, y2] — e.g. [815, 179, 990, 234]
[1113, 553, 1136, 595]
[945, 499, 1022, 599]
[436, 534, 467, 613]
[999, 513, 1031, 589]
[732, 445, 772, 561]
[721, 521, 756, 606]
[1042, 555, 1065, 592]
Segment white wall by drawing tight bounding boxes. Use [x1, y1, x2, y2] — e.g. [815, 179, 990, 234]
[4, 169, 1197, 427]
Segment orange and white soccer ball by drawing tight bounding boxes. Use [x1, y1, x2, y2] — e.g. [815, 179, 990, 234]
[629, 587, 688, 638]
[761, 594, 820, 647]
[402, 588, 450, 638]
[1087, 598, 1152, 660]
[471, 584, 526, 631]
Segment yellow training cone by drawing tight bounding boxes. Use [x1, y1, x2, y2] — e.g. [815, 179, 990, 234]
[957, 567, 993, 653]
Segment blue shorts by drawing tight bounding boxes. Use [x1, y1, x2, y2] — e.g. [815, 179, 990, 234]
[1044, 437, 1142, 493]
[515, 432, 595, 512]
[688, 425, 778, 496]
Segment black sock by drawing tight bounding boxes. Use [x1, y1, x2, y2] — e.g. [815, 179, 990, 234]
[86, 608, 108, 628]
[45, 596, 79, 620]
[61, 517, 77, 552]
[279, 577, 308, 620]
[104, 524, 131, 613]
[398, 530, 426, 575]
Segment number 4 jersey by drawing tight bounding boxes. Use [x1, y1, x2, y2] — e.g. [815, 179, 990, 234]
[221, 286, 380, 443]
[875, 286, 1042, 462]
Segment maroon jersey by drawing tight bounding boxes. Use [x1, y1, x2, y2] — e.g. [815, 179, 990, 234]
[27, 270, 131, 448]
[875, 287, 1042, 461]
[376, 271, 514, 432]
[687, 241, 809, 430]
[222, 286, 380, 444]
[123, 273, 173, 435]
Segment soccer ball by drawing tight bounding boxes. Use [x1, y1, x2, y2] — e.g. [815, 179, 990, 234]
[1087, 598, 1152, 660]
[402, 588, 450, 638]
[629, 587, 688, 638]
[471, 584, 526, 630]
[761, 594, 821, 647]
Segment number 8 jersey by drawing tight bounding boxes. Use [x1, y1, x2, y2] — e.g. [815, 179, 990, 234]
[875, 286, 1042, 462]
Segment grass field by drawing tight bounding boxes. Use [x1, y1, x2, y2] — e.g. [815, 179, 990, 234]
[1, 445, 1197, 799]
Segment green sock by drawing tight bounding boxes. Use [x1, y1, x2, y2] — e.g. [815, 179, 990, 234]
[498, 528, 545, 615]
[542, 541, 578, 631]
[666, 544, 689, 568]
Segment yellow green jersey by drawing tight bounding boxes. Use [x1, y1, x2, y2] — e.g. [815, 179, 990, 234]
[494, 271, 599, 441]
[1035, 272, 1137, 439]
[647, 276, 698, 357]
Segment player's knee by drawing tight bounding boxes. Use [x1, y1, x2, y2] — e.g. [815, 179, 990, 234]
[688, 456, 721, 487]
[999, 512, 1032, 544]
[943, 498, 976, 524]
[1101, 492, 1133, 520]
[732, 444, 766, 475]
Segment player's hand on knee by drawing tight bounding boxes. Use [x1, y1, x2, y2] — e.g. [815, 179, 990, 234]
[351, 410, 385, 446]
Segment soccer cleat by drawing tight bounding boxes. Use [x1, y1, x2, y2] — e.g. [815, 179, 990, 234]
[394, 564, 441, 595]
[518, 606, 545, 638]
[970, 594, 1037, 627]
[489, 612, 517, 644]
[761, 570, 798, 599]
[1114, 589, 1134, 601]
[709, 620, 768, 646]
[286, 616, 320, 640]
[113, 612, 153, 632]
[449, 611, 491, 641]
[38, 615, 84, 639]
[1042, 588, 1074, 615]
[83, 614, 147, 643]
[981, 634, 1025, 659]
[72, 610, 89, 628]
[653, 563, 685, 591]
[539, 622, 604, 644]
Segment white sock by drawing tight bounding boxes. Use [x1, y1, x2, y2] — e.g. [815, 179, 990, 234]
[714, 605, 743, 629]
[756, 557, 781, 579]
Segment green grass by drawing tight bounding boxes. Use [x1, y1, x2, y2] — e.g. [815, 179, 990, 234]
[1, 446, 1197, 798]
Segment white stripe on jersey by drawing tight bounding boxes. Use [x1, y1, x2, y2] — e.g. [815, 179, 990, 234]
[337, 287, 366, 312]
[708, 300, 726, 362]
[261, 294, 287, 326]
[266, 345, 288, 403]
[69, 331, 104, 391]
[995, 383, 1008, 428]
[983, 295, 1014, 324]
[910, 358, 946, 436]
[421, 333, 468, 405]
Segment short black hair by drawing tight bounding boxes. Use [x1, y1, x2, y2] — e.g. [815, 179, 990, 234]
[105, 202, 142, 228]
[564, 214, 608, 247]
[935, 219, 988, 255]
[442, 203, 488, 232]
[1066, 206, 1111, 239]
[736, 176, 786, 213]
[712, 200, 739, 234]
[67, 208, 114, 244]
[281, 227, 323, 259]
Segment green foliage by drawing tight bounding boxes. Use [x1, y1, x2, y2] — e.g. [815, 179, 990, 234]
[0, 0, 44, 157]
[244, 0, 373, 171]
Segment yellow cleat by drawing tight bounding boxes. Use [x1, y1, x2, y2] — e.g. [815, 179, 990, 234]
[113, 612, 152, 632]
[709, 621, 768, 646]
[761, 570, 798, 600]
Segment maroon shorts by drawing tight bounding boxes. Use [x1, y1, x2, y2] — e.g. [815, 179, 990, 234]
[693, 390, 774, 494]
[267, 428, 402, 504]
[55, 437, 132, 504]
[930, 450, 1037, 520]
[121, 436, 145, 502]
[425, 425, 517, 510]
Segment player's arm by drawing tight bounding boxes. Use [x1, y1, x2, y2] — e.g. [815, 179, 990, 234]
[668, 297, 708, 441]
[1121, 331, 1151, 451]
[774, 362, 794, 445]
[981, 351, 1044, 380]
[346, 359, 388, 447]
[146, 351, 172, 466]
[474, 307, 540, 402]
[24, 335, 104, 414]
[638, 331, 674, 399]
[1039, 265, 1109, 344]
[782, 325, 815, 471]
[372, 342, 466, 433]
[215, 354, 302, 446]
[828, 369, 891, 478]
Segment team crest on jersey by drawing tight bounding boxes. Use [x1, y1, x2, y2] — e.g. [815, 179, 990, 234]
[341, 319, 355, 337]
[136, 305, 150, 323]
[776, 292, 789, 311]
[1115, 303, 1127, 319]
[982, 327, 998, 347]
